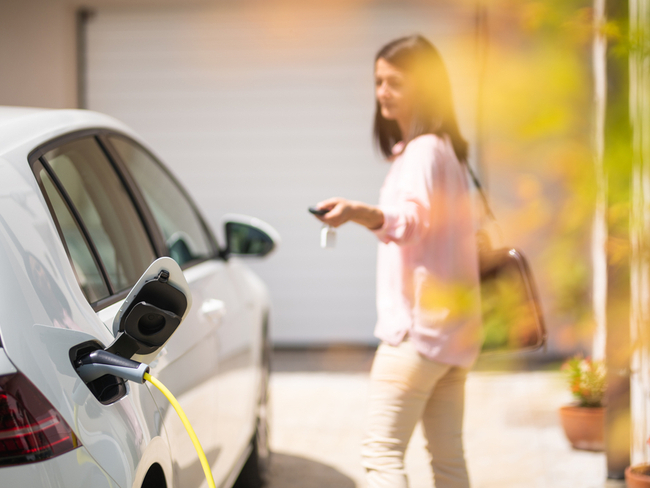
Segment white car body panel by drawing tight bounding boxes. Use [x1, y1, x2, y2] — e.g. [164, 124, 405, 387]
[0, 107, 272, 488]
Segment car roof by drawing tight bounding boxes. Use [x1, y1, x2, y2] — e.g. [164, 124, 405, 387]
[0, 106, 49, 125]
[0, 106, 137, 160]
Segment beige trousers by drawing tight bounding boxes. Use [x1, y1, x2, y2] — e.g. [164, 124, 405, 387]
[361, 340, 470, 488]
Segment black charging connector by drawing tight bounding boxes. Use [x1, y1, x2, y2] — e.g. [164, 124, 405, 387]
[75, 350, 150, 385]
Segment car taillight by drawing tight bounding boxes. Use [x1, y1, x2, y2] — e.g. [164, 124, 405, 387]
[0, 372, 80, 467]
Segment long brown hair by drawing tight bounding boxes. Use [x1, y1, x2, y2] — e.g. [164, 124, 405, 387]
[373, 35, 468, 162]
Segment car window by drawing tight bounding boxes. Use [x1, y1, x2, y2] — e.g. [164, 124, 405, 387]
[109, 136, 214, 266]
[38, 167, 110, 303]
[42, 137, 156, 294]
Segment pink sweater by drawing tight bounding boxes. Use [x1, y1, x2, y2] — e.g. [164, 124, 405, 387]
[373, 134, 482, 368]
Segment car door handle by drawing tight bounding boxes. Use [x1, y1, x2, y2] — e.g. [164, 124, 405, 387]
[201, 299, 226, 323]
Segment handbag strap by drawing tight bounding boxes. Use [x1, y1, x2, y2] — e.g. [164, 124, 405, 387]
[463, 161, 496, 221]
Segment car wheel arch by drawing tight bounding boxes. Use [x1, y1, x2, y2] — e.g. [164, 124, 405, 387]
[141, 463, 166, 488]
[131, 436, 173, 488]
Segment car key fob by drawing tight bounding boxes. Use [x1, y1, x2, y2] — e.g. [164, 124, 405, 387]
[309, 206, 329, 216]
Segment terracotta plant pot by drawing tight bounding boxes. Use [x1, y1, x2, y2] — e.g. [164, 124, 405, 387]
[626, 464, 650, 488]
[558, 405, 605, 452]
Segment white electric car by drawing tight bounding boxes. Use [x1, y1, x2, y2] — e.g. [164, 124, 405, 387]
[0, 107, 277, 488]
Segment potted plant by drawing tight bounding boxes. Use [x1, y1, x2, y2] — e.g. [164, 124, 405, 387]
[558, 356, 606, 451]
[625, 438, 650, 488]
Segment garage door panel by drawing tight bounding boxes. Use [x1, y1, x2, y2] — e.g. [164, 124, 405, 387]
[86, 3, 478, 344]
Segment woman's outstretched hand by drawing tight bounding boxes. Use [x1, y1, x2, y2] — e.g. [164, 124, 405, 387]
[313, 198, 384, 230]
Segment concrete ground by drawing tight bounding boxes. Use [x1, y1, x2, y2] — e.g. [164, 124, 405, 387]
[265, 348, 626, 488]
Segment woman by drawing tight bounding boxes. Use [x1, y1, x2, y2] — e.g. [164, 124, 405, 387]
[313, 35, 481, 488]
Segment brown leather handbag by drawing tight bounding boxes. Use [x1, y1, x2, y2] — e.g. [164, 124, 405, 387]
[467, 164, 547, 354]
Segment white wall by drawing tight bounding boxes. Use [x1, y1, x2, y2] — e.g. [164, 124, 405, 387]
[84, 3, 479, 345]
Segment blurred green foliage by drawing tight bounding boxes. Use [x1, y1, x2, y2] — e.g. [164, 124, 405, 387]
[482, 0, 599, 348]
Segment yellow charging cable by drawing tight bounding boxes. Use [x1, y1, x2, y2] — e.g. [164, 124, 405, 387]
[144, 372, 216, 488]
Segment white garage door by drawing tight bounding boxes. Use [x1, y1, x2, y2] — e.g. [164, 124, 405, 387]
[85, 2, 479, 345]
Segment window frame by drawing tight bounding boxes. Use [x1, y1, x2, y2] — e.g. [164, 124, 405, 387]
[32, 158, 113, 303]
[99, 132, 221, 268]
[29, 128, 222, 311]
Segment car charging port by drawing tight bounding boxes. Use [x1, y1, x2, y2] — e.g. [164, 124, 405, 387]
[69, 341, 129, 405]
[68, 259, 189, 406]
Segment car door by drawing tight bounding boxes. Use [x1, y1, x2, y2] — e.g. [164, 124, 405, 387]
[30, 134, 172, 488]
[105, 135, 257, 487]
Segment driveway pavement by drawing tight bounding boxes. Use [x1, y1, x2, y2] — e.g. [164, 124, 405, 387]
[265, 347, 625, 488]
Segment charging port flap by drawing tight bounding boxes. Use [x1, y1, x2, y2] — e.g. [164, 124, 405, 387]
[107, 257, 191, 360]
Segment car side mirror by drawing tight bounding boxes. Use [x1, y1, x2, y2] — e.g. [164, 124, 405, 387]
[106, 257, 192, 359]
[222, 214, 280, 258]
